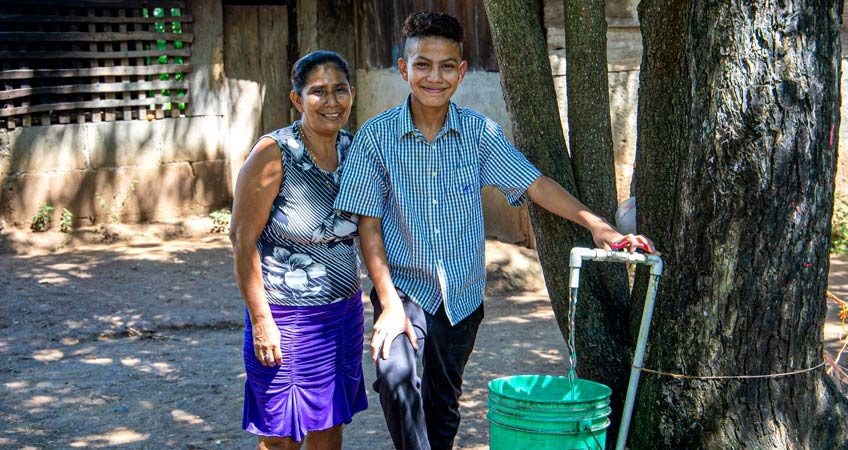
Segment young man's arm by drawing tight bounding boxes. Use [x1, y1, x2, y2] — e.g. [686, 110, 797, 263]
[477, 118, 656, 253]
[359, 216, 419, 362]
[526, 175, 657, 252]
[332, 130, 416, 362]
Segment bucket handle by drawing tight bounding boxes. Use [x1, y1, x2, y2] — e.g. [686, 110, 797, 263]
[584, 422, 604, 449]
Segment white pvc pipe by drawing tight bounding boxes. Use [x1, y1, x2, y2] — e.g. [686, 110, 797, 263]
[615, 272, 661, 450]
[567, 247, 663, 450]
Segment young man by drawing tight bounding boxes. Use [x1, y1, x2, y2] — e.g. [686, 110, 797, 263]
[334, 11, 656, 450]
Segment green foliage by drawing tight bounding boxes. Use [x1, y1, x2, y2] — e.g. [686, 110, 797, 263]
[210, 208, 232, 233]
[96, 180, 138, 223]
[30, 202, 54, 232]
[60, 209, 74, 233]
[831, 195, 848, 255]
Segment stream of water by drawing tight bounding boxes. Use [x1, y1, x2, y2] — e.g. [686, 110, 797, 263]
[566, 286, 579, 399]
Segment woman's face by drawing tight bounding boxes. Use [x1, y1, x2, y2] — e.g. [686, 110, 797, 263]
[290, 64, 354, 136]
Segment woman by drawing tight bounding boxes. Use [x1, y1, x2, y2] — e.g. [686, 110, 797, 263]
[230, 51, 366, 450]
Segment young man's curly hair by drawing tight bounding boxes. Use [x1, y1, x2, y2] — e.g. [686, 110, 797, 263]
[402, 11, 464, 55]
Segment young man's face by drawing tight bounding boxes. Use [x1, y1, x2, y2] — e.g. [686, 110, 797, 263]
[398, 36, 467, 111]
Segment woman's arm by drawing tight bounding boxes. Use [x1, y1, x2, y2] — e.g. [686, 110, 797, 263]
[229, 137, 284, 367]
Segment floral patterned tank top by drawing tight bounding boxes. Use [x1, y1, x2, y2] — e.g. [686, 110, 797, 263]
[257, 121, 360, 306]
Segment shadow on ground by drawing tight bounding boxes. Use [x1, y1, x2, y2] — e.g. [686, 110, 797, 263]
[0, 236, 567, 449]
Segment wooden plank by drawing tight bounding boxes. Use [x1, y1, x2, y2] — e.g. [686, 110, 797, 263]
[259, 5, 289, 133]
[133, 19, 147, 121]
[223, 5, 261, 81]
[0, 49, 191, 60]
[0, 14, 194, 25]
[354, 0, 395, 69]
[88, 8, 102, 123]
[103, 20, 117, 122]
[1, 40, 17, 129]
[0, 64, 193, 80]
[0, 1, 186, 8]
[2, 15, 25, 129]
[161, 37, 176, 118]
[0, 95, 183, 117]
[473, 0, 499, 71]
[458, 0, 478, 67]
[69, 10, 86, 125]
[118, 9, 132, 120]
[0, 32, 194, 43]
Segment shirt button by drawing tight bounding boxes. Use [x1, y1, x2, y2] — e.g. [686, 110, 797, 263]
[434, 229, 440, 234]
[432, 199, 438, 205]
[432, 171, 437, 177]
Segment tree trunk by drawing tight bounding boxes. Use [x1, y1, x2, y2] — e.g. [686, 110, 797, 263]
[483, 0, 631, 414]
[632, 0, 848, 447]
[563, 0, 633, 435]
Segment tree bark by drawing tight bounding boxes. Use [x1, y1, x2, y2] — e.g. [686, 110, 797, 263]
[483, 0, 632, 418]
[632, 0, 848, 447]
[563, 0, 633, 435]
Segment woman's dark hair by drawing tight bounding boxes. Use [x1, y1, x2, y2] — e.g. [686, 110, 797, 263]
[290, 50, 351, 94]
[402, 11, 464, 49]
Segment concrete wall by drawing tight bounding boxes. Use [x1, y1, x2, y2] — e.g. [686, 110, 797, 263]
[0, 117, 228, 226]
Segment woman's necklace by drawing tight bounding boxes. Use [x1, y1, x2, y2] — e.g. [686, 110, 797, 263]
[298, 125, 337, 186]
[298, 126, 320, 165]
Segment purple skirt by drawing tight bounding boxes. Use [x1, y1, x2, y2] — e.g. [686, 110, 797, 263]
[242, 291, 368, 441]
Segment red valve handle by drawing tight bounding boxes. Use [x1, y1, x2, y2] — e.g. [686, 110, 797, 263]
[610, 239, 651, 252]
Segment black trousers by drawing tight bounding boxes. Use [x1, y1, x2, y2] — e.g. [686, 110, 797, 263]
[370, 288, 484, 450]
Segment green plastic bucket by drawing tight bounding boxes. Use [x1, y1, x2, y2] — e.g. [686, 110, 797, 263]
[487, 375, 612, 450]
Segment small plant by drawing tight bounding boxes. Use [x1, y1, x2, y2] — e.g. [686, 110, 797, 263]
[59, 208, 73, 233]
[96, 180, 139, 223]
[30, 202, 55, 232]
[831, 195, 848, 255]
[210, 208, 232, 233]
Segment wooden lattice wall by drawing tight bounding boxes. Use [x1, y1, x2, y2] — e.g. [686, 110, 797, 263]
[0, 0, 192, 129]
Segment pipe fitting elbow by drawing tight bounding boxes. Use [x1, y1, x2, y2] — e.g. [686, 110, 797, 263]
[569, 247, 596, 268]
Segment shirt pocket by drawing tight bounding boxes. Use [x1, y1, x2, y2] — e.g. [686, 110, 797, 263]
[448, 162, 479, 198]
[445, 163, 481, 231]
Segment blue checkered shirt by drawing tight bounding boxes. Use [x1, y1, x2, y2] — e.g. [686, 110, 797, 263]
[334, 97, 542, 324]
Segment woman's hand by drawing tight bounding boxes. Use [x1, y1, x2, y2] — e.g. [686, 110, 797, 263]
[252, 318, 283, 367]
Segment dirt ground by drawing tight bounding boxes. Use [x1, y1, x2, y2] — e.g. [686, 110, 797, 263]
[1, 225, 846, 450]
